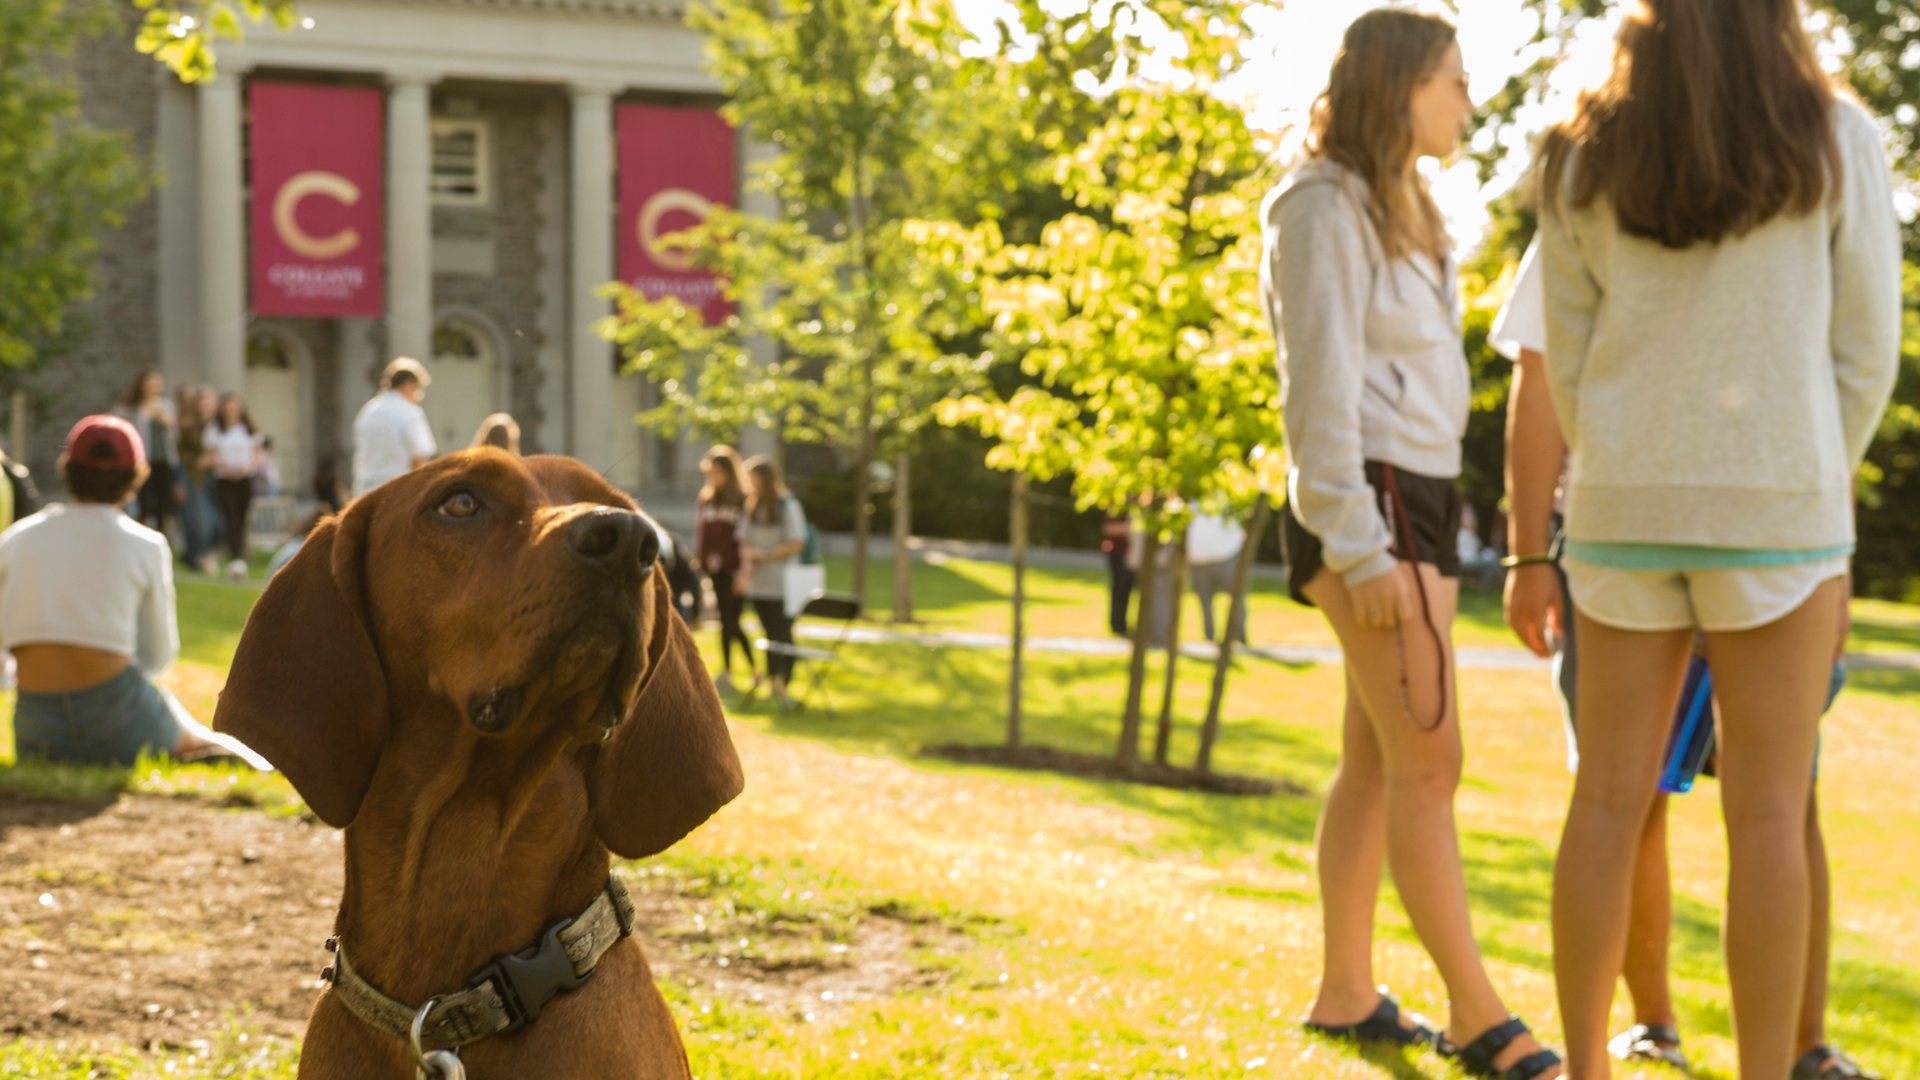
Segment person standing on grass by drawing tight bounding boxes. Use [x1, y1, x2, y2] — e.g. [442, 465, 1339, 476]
[201, 392, 264, 583]
[1262, 9, 1562, 1078]
[175, 386, 223, 574]
[0, 416, 239, 766]
[351, 357, 435, 497]
[1186, 510, 1248, 645]
[113, 369, 179, 540]
[1100, 511, 1134, 637]
[1536, 1, 1901, 1074]
[696, 445, 757, 695]
[1497, 238, 1880, 1080]
[738, 455, 808, 710]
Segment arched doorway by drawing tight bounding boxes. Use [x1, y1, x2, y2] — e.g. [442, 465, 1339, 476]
[244, 329, 308, 493]
[428, 314, 504, 453]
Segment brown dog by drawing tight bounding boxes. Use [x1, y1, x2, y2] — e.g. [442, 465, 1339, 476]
[215, 449, 743, 1078]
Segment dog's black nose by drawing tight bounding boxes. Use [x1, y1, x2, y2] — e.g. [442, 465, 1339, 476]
[567, 507, 662, 575]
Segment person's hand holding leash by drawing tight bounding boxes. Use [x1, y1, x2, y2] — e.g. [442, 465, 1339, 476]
[1351, 564, 1415, 630]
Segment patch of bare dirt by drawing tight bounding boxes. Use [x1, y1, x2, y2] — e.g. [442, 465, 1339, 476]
[0, 794, 976, 1052]
[923, 742, 1294, 796]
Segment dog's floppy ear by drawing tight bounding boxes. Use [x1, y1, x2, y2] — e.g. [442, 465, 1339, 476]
[591, 570, 744, 858]
[214, 501, 389, 827]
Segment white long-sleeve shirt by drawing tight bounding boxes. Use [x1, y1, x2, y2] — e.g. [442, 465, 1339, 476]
[1541, 98, 1902, 550]
[0, 504, 178, 677]
[1260, 158, 1472, 587]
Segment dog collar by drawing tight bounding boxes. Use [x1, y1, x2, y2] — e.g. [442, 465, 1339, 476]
[321, 876, 637, 1053]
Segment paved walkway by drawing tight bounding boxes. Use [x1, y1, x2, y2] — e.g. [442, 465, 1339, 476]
[789, 622, 1920, 673]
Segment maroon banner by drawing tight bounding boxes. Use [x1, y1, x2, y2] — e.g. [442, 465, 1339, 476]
[617, 104, 736, 325]
[249, 82, 384, 318]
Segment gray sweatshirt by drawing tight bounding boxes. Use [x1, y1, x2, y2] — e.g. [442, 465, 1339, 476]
[1259, 159, 1471, 587]
[1541, 98, 1902, 550]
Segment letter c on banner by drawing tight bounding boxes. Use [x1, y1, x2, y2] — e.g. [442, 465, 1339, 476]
[273, 171, 362, 260]
[637, 188, 713, 272]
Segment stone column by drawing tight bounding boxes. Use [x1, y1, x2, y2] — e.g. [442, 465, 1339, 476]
[386, 73, 437, 365]
[737, 136, 781, 463]
[158, 69, 201, 387]
[568, 83, 620, 466]
[197, 70, 248, 393]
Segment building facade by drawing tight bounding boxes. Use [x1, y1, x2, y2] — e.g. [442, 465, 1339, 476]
[34, 0, 771, 503]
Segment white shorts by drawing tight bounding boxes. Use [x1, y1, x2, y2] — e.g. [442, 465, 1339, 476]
[1562, 555, 1849, 633]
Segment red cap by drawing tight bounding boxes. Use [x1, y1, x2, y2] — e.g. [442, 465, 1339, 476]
[65, 414, 145, 471]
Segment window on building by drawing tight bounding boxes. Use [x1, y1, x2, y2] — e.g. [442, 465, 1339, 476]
[430, 119, 491, 207]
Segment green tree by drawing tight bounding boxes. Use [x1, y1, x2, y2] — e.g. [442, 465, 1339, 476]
[0, 1, 149, 374]
[131, 0, 300, 82]
[937, 67, 1281, 769]
[604, 0, 992, 619]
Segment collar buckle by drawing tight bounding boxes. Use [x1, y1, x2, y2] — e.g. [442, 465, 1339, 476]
[464, 920, 586, 1033]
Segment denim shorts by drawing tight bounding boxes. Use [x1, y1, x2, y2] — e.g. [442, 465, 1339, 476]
[12, 665, 185, 766]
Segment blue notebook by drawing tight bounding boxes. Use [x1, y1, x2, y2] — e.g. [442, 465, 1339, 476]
[1659, 660, 1846, 795]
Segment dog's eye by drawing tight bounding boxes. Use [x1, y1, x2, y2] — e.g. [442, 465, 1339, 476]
[437, 491, 481, 519]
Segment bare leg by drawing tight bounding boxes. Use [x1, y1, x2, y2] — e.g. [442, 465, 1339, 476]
[1705, 577, 1844, 1076]
[1798, 789, 1832, 1055]
[1622, 794, 1679, 1030]
[1553, 615, 1693, 1079]
[1306, 665, 1391, 1024]
[1306, 565, 1559, 1076]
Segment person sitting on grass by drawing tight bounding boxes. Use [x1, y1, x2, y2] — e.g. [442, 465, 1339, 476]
[0, 415, 257, 767]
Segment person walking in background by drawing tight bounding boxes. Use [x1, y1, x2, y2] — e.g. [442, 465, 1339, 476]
[738, 454, 809, 710]
[1186, 510, 1248, 644]
[351, 357, 435, 496]
[696, 445, 757, 695]
[202, 392, 264, 583]
[174, 386, 222, 574]
[1536, 2, 1901, 1074]
[113, 369, 178, 540]
[0, 416, 248, 766]
[472, 412, 521, 455]
[1101, 511, 1133, 637]
[1263, 10, 1562, 1077]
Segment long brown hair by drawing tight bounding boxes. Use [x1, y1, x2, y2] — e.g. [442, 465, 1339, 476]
[1307, 7, 1458, 261]
[700, 444, 746, 510]
[123, 368, 165, 408]
[1541, 0, 1840, 248]
[743, 454, 789, 525]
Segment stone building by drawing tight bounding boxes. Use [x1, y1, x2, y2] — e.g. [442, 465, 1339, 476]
[31, 0, 768, 507]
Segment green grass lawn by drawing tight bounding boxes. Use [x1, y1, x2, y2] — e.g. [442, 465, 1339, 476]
[4, 566, 1919, 1077]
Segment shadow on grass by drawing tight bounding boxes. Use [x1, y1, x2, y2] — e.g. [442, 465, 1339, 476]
[921, 742, 1293, 796]
[0, 785, 118, 841]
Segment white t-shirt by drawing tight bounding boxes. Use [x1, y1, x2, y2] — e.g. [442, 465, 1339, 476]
[204, 423, 262, 479]
[1489, 238, 1546, 362]
[1185, 513, 1246, 566]
[352, 390, 436, 496]
[0, 504, 178, 676]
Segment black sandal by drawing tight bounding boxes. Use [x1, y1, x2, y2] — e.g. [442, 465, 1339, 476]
[1440, 1017, 1562, 1079]
[1608, 1022, 1689, 1070]
[1302, 988, 1441, 1048]
[1792, 1045, 1880, 1080]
